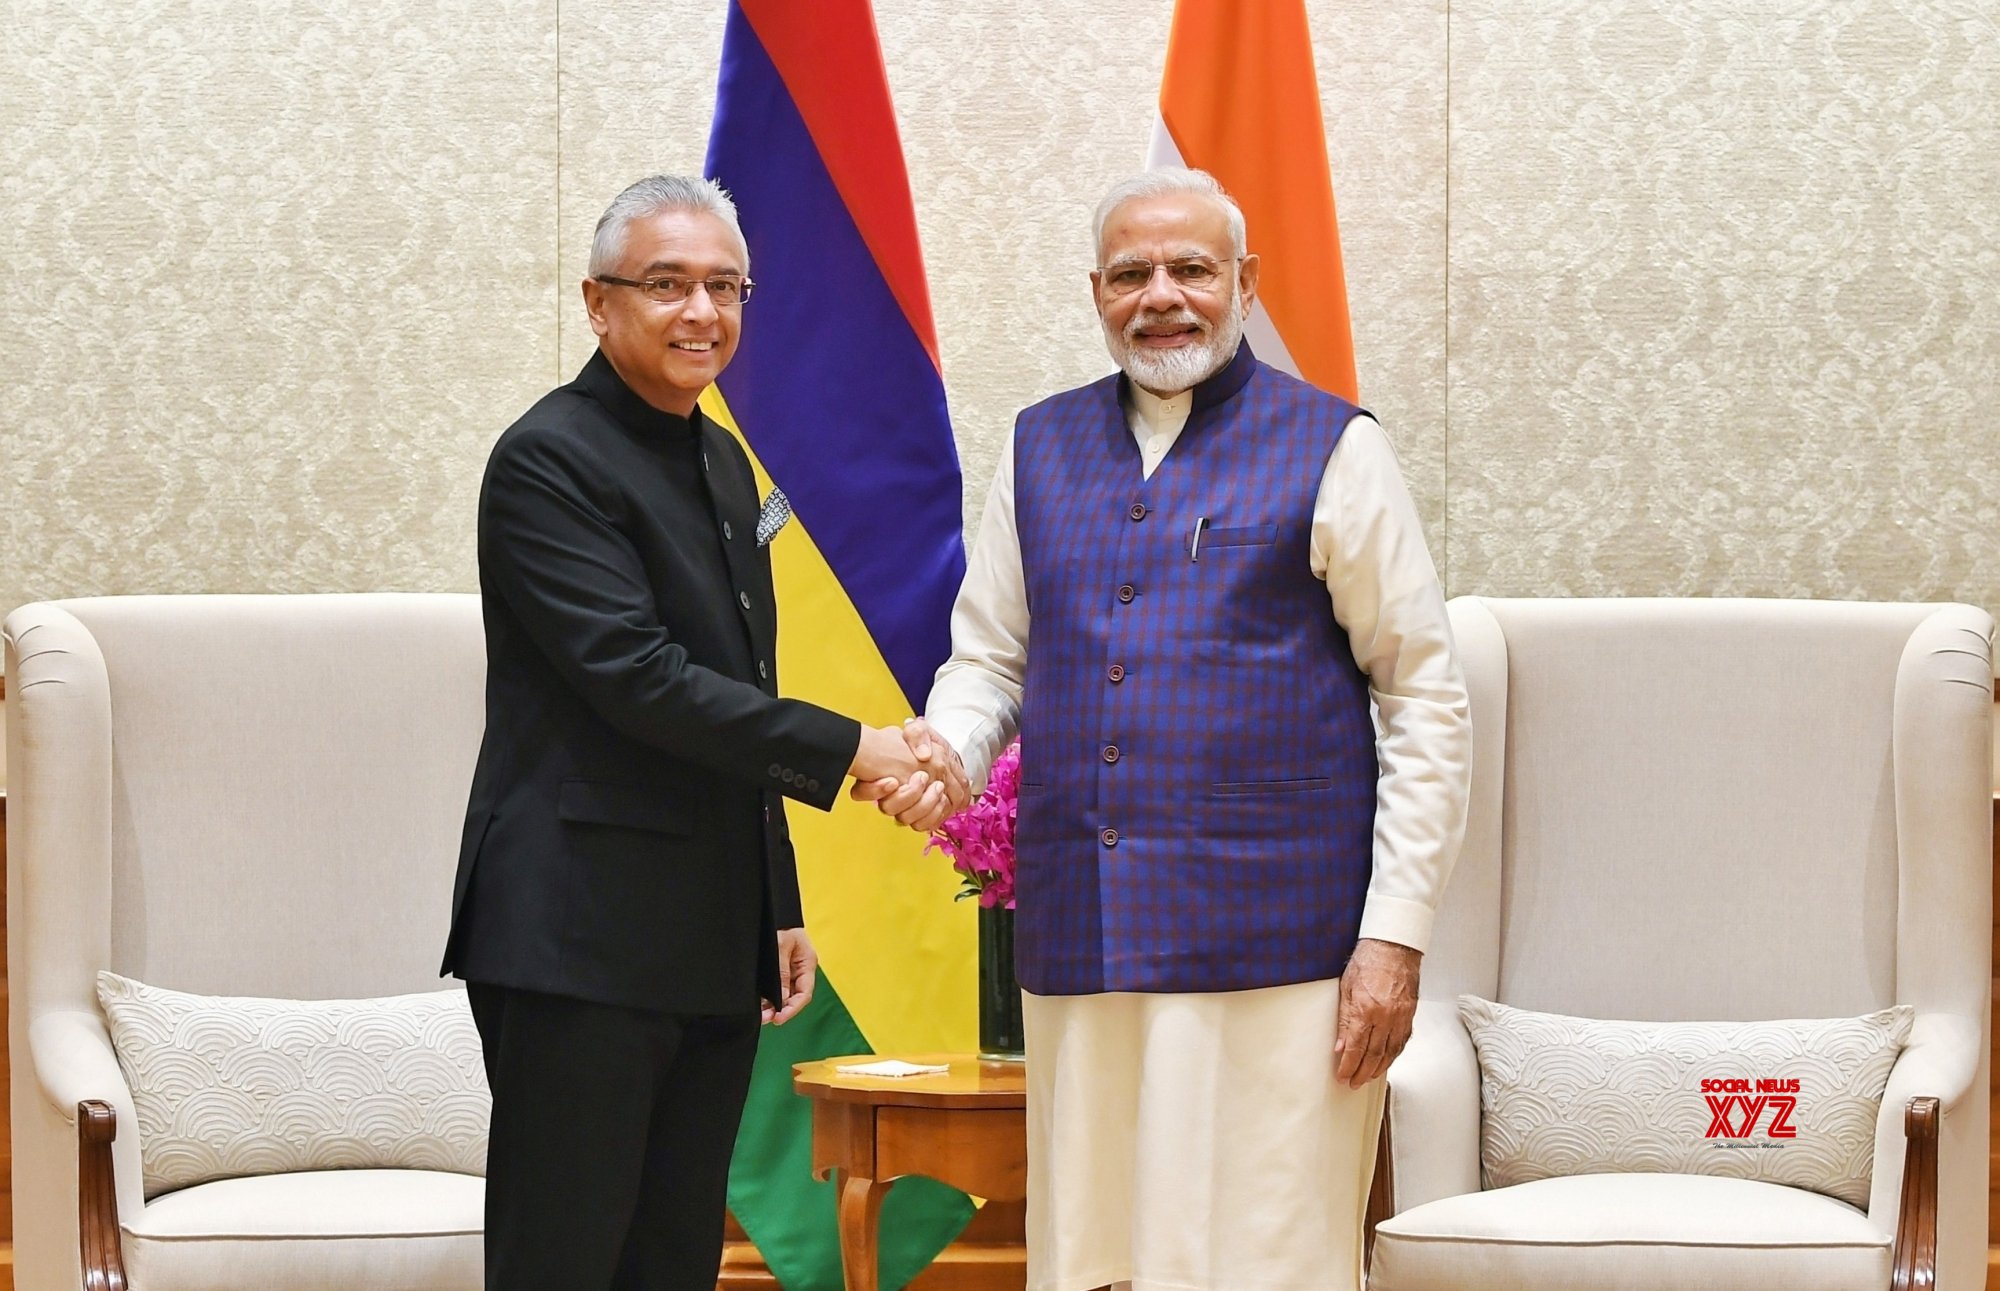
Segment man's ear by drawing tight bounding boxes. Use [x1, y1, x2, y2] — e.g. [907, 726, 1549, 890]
[1236, 252, 1261, 311]
[581, 277, 611, 338]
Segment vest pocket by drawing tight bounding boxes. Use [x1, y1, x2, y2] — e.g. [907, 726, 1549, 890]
[1212, 776, 1333, 796]
[1198, 522, 1277, 549]
[1187, 517, 1294, 655]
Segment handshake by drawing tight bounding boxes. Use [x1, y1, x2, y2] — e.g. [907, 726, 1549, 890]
[845, 717, 973, 833]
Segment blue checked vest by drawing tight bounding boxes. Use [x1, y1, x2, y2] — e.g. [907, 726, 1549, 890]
[1012, 343, 1378, 995]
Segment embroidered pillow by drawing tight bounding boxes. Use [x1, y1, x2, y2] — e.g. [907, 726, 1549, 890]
[98, 971, 489, 1197]
[1457, 995, 1911, 1209]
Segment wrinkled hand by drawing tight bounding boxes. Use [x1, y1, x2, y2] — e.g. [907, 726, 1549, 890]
[763, 927, 818, 1025]
[848, 717, 971, 833]
[848, 723, 922, 783]
[1334, 938, 1421, 1089]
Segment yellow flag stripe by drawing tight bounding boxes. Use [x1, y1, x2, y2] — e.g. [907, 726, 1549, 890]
[701, 387, 974, 1052]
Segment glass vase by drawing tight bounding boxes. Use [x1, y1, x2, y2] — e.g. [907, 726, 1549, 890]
[977, 904, 1025, 1061]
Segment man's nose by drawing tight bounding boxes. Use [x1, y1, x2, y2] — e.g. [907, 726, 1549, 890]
[681, 282, 720, 324]
[1137, 265, 1183, 311]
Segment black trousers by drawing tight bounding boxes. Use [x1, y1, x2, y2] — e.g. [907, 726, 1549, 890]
[467, 982, 761, 1291]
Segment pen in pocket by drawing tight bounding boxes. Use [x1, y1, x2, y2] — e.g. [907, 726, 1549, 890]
[1191, 516, 1207, 562]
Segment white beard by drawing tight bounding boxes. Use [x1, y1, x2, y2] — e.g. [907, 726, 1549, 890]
[1103, 295, 1245, 395]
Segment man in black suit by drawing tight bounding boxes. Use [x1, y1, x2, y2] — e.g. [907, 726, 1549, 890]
[442, 175, 953, 1290]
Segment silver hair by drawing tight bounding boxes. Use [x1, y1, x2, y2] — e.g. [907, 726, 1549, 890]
[1091, 167, 1248, 261]
[588, 174, 750, 277]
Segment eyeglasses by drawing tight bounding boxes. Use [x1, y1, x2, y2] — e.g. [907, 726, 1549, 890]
[596, 274, 754, 306]
[1095, 256, 1237, 297]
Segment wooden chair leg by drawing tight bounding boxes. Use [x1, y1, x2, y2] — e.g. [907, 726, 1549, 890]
[78, 1099, 128, 1291]
[1890, 1095, 1939, 1291]
[1364, 1098, 1394, 1275]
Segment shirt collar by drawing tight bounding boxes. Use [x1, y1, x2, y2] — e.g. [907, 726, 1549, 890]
[1128, 380, 1191, 432]
[576, 348, 704, 444]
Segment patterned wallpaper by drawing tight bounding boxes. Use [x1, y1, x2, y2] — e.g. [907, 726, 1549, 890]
[2, 0, 1996, 640]
[1445, 0, 2000, 601]
[0, 0, 558, 620]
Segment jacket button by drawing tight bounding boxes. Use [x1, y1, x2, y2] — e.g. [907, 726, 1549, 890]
[758, 660, 769, 679]
[1107, 664, 1125, 682]
[739, 591, 752, 610]
[723, 521, 734, 540]
[806, 778, 820, 793]
[768, 763, 783, 778]
[1102, 745, 1120, 764]
[1101, 828, 1119, 847]
[782, 769, 797, 784]
[1117, 584, 1135, 603]
[1128, 503, 1147, 521]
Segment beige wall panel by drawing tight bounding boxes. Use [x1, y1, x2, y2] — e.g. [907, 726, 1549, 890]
[1315, 0, 1450, 543]
[0, 0, 560, 621]
[1445, 0, 2000, 607]
[557, 0, 1447, 543]
[554, 0, 726, 377]
[21, 2, 1982, 642]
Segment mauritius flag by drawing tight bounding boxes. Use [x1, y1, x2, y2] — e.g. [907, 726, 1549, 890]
[699, 2, 977, 1286]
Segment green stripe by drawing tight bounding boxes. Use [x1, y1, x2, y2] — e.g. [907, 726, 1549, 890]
[727, 973, 975, 1289]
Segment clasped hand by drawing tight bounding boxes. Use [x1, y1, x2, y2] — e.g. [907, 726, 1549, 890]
[846, 717, 971, 832]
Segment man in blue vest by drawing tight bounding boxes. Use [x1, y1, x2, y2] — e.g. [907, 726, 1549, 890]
[865, 168, 1471, 1291]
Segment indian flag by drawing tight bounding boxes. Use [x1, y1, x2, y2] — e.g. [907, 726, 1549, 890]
[1150, 0, 1359, 401]
[701, 1, 977, 1286]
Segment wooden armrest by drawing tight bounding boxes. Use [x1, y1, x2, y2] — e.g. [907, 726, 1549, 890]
[78, 1099, 128, 1291]
[1889, 1095, 1939, 1291]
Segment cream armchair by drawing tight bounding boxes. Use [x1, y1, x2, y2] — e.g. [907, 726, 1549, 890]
[1369, 598, 1993, 1291]
[5, 595, 488, 1291]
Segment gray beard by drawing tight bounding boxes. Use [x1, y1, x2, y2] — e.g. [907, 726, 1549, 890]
[1105, 299, 1245, 396]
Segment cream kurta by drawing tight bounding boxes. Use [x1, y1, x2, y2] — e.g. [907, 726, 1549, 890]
[926, 375, 1471, 1291]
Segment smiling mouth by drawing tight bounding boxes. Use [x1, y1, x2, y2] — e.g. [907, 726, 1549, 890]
[670, 341, 717, 352]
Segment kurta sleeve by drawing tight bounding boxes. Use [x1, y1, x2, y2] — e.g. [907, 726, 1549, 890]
[925, 426, 1030, 790]
[1310, 416, 1472, 954]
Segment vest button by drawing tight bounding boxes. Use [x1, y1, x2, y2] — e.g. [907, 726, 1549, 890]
[1117, 584, 1135, 603]
[1101, 828, 1119, 847]
[1102, 745, 1120, 764]
[739, 591, 752, 610]
[1107, 664, 1125, 682]
[1128, 502, 1147, 521]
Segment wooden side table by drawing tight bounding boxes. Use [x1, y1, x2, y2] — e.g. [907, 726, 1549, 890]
[794, 1055, 1026, 1291]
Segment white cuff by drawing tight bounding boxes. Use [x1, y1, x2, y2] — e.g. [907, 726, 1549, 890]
[924, 711, 999, 792]
[1356, 894, 1435, 954]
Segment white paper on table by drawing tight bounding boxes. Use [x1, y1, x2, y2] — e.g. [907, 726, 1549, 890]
[834, 1059, 950, 1078]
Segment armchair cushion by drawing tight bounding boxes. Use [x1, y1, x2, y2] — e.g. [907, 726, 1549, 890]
[123, 1168, 482, 1291]
[1369, 1172, 1892, 1291]
[1458, 996, 1910, 1208]
[98, 972, 489, 1196]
